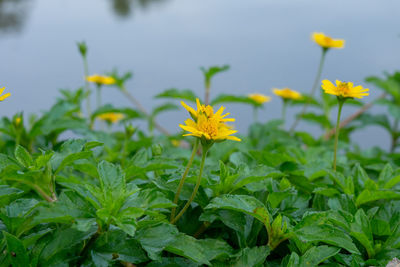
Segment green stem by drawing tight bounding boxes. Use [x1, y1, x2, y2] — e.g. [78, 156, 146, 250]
[290, 48, 327, 132]
[253, 107, 258, 122]
[96, 85, 102, 109]
[282, 100, 287, 123]
[205, 85, 210, 106]
[170, 139, 199, 222]
[171, 146, 208, 224]
[83, 56, 91, 118]
[333, 98, 345, 171]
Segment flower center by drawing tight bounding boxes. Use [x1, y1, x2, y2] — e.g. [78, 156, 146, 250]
[198, 116, 219, 138]
[324, 36, 333, 44]
[337, 82, 350, 95]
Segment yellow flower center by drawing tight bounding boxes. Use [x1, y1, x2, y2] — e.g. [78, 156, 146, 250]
[198, 116, 219, 138]
[324, 36, 333, 45]
[337, 82, 350, 94]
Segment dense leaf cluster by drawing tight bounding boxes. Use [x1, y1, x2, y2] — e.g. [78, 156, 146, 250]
[1, 69, 400, 266]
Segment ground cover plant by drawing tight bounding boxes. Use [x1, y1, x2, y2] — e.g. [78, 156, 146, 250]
[1, 33, 400, 266]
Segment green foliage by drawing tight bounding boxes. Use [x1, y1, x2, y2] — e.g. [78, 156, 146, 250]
[1, 49, 400, 266]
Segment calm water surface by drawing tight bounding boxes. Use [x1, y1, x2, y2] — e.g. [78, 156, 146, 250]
[1, 0, 399, 149]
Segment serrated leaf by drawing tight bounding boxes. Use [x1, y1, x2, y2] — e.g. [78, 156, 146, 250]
[356, 189, 400, 207]
[205, 195, 271, 228]
[165, 233, 211, 265]
[299, 245, 340, 267]
[295, 224, 360, 254]
[14, 145, 33, 168]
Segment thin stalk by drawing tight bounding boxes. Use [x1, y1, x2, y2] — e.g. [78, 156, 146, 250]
[120, 86, 170, 135]
[253, 107, 258, 122]
[171, 146, 208, 224]
[290, 48, 327, 132]
[96, 85, 102, 109]
[205, 85, 210, 106]
[323, 93, 387, 140]
[333, 99, 345, 171]
[82, 56, 91, 117]
[170, 139, 199, 221]
[194, 221, 211, 238]
[282, 100, 287, 122]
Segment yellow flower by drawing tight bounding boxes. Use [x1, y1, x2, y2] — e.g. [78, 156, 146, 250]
[179, 99, 241, 142]
[321, 80, 369, 99]
[86, 74, 116, 85]
[273, 88, 302, 100]
[248, 93, 271, 105]
[0, 87, 10, 101]
[312, 32, 345, 49]
[97, 112, 124, 123]
[171, 139, 181, 147]
[15, 117, 22, 126]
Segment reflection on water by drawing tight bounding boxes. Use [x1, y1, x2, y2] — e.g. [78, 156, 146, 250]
[0, 0, 31, 34]
[110, 0, 170, 18]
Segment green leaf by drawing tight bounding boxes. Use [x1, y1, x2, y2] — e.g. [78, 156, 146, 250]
[151, 103, 179, 117]
[377, 164, 394, 187]
[200, 65, 230, 88]
[197, 238, 233, 261]
[383, 175, 400, 189]
[233, 246, 270, 267]
[165, 233, 210, 265]
[93, 229, 148, 264]
[350, 210, 374, 258]
[97, 160, 126, 206]
[299, 113, 331, 129]
[295, 224, 360, 254]
[38, 227, 97, 265]
[211, 94, 260, 106]
[55, 151, 92, 174]
[14, 145, 33, 168]
[356, 189, 400, 207]
[155, 88, 198, 102]
[0, 185, 23, 206]
[3, 231, 30, 267]
[135, 223, 178, 261]
[205, 195, 271, 228]
[299, 245, 341, 267]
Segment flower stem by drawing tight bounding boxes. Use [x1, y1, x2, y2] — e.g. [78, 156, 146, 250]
[253, 108, 258, 122]
[170, 139, 199, 222]
[290, 48, 327, 132]
[82, 56, 91, 118]
[205, 85, 210, 106]
[282, 100, 287, 123]
[171, 146, 208, 224]
[96, 85, 102, 109]
[333, 98, 345, 171]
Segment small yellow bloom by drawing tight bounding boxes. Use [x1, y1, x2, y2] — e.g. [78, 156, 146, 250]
[171, 139, 181, 147]
[97, 112, 124, 123]
[312, 32, 345, 49]
[273, 88, 302, 100]
[15, 117, 22, 126]
[0, 87, 11, 101]
[248, 93, 271, 105]
[179, 99, 241, 142]
[86, 74, 116, 85]
[321, 80, 369, 99]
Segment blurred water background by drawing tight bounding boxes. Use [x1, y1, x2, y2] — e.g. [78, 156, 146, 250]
[1, 0, 399, 149]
